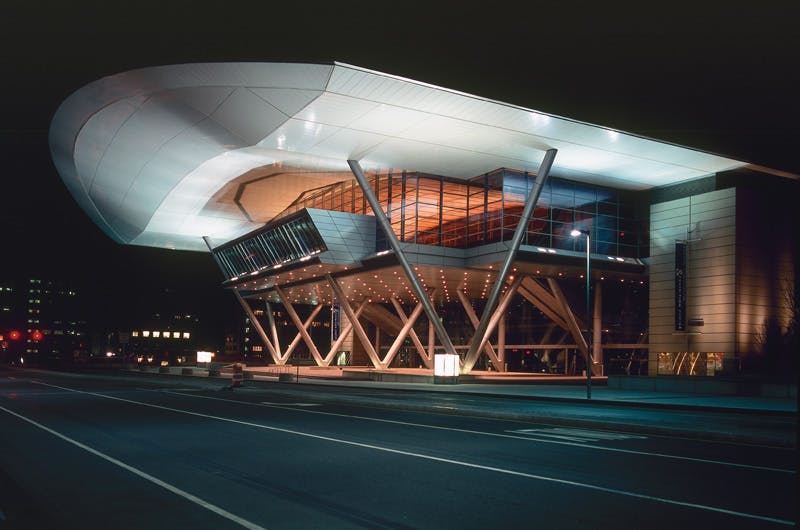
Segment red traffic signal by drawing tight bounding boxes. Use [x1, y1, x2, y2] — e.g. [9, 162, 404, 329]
[9, 330, 21, 340]
[31, 330, 43, 341]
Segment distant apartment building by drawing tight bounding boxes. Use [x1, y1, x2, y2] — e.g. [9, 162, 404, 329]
[0, 278, 89, 363]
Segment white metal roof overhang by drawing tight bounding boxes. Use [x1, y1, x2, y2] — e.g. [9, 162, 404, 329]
[50, 61, 751, 252]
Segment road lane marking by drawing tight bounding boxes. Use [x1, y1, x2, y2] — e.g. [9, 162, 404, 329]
[509, 427, 648, 443]
[160, 390, 795, 475]
[0, 404, 268, 530]
[260, 402, 320, 407]
[29, 381, 795, 527]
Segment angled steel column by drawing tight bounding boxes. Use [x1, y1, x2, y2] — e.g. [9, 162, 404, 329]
[232, 290, 281, 364]
[325, 300, 367, 365]
[390, 296, 432, 368]
[274, 286, 324, 366]
[325, 274, 382, 368]
[520, 277, 570, 330]
[456, 289, 501, 367]
[265, 301, 281, 357]
[279, 304, 324, 362]
[478, 274, 524, 360]
[547, 277, 589, 359]
[382, 301, 426, 367]
[462, 148, 557, 373]
[348, 159, 456, 356]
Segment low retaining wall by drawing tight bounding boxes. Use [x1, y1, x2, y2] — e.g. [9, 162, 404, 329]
[608, 375, 797, 398]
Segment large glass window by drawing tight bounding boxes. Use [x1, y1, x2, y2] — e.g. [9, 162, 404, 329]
[269, 168, 641, 257]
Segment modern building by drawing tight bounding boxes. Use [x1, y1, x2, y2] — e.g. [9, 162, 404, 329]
[49, 62, 798, 376]
[0, 278, 89, 364]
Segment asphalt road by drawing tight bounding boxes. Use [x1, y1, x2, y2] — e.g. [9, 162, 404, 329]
[0, 371, 795, 529]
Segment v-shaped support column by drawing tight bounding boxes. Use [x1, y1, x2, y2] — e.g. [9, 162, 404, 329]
[274, 285, 324, 366]
[278, 303, 324, 364]
[326, 274, 382, 369]
[324, 299, 368, 366]
[546, 278, 589, 360]
[389, 296, 432, 368]
[457, 274, 523, 371]
[462, 149, 557, 373]
[348, 160, 457, 358]
[383, 297, 427, 368]
[233, 290, 281, 364]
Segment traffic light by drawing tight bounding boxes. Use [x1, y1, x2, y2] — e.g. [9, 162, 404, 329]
[9, 330, 20, 340]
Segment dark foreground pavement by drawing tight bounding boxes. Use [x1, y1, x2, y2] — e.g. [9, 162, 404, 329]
[1, 369, 796, 529]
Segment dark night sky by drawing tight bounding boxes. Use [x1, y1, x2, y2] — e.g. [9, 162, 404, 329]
[1, 1, 798, 334]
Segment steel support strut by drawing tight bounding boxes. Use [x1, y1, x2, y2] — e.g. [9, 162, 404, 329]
[462, 149, 557, 373]
[232, 290, 281, 364]
[347, 160, 456, 357]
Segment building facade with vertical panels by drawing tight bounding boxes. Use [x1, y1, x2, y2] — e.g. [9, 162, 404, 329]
[49, 62, 798, 377]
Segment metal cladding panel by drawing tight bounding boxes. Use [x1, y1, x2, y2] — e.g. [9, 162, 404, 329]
[169, 86, 235, 117]
[121, 123, 234, 228]
[363, 137, 536, 178]
[73, 96, 145, 193]
[304, 127, 387, 162]
[258, 118, 341, 153]
[306, 208, 375, 264]
[209, 87, 288, 145]
[330, 63, 743, 182]
[50, 61, 775, 252]
[295, 91, 378, 128]
[346, 104, 430, 136]
[248, 87, 323, 117]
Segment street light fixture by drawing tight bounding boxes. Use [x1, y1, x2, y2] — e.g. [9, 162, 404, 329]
[570, 228, 592, 399]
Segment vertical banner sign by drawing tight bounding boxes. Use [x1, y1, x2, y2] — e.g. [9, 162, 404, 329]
[332, 303, 341, 341]
[675, 241, 687, 331]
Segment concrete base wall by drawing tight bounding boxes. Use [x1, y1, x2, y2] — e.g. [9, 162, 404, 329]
[608, 375, 797, 398]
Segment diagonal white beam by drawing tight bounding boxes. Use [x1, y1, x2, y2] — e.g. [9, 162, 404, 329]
[463, 148, 557, 373]
[390, 296, 431, 368]
[456, 289, 501, 368]
[520, 277, 570, 330]
[546, 278, 589, 360]
[348, 159, 457, 357]
[274, 286, 324, 366]
[324, 299, 367, 366]
[233, 290, 280, 364]
[326, 274, 382, 369]
[265, 301, 281, 356]
[382, 299, 426, 368]
[460, 275, 524, 371]
[279, 303, 324, 363]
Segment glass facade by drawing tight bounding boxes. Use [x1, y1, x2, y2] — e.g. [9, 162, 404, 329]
[213, 212, 326, 280]
[274, 168, 642, 257]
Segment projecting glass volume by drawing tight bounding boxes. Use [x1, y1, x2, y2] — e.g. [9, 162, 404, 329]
[274, 168, 641, 257]
[213, 212, 327, 279]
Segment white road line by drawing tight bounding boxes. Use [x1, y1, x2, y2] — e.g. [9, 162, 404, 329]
[30, 381, 794, 527]
[509, 427, 647, 443]
[260, 402, 320, 407]
[0, 404, 268, 530]
[162, 390, 795, 475]
[507, 432, 597, 443]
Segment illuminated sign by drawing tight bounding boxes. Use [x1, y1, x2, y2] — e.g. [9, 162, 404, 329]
[434, 353, 459, 377]
[197, 351, 214, 363]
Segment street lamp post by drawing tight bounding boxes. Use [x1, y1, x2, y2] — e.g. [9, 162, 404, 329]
[571, 228, 592, 399]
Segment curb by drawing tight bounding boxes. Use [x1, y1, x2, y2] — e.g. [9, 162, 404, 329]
[12, 367, 796, 448]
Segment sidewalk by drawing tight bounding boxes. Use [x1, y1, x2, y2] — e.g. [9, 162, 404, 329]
[145, 365, 797, 414]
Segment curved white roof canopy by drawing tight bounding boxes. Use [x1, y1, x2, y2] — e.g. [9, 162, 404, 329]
[50, 61, 748, 251]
